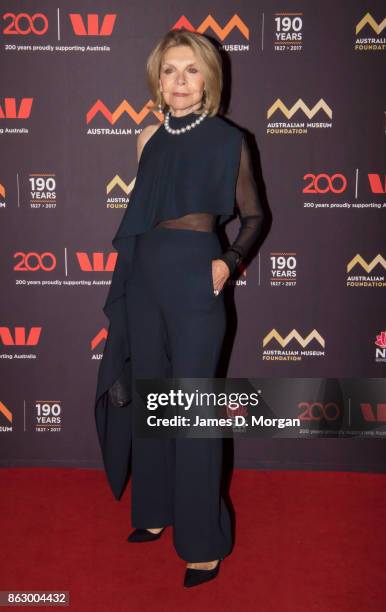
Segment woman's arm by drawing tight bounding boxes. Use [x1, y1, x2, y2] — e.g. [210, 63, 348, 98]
[218, 134, 265, 275]
[136, 124, 161, 163]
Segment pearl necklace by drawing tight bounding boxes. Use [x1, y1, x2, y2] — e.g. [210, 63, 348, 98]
[163, 109, 209, 135]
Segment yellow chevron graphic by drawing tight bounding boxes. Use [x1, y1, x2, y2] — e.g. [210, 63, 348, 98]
[267, 98, 332, 120]
[0, 183, 5, 197]
[0, 400, 12, 423]
[356, 12, 386, 35]
[106, 175, 136, 195]
[347, 254, 386, 273]
[263, 329, 325, 348]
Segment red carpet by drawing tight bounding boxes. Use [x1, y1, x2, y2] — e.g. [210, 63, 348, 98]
[1, 468, 385, 611]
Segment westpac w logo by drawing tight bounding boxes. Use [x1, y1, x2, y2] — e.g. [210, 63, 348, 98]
[368, 173, 386, 194]
[69, 13, 117, 36]
[0, 327, 42, 346]
[361, 403, 386, 422]
[76, 252, 117, 272]
[0, 98, 33, 119]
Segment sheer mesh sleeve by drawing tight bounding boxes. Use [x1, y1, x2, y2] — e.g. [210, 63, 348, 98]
[218, 134, 264, 275]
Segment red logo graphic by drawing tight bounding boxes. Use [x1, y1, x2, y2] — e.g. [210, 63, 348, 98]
[14, 252, 56, 272]
[0, 98, 33, 119]
[303, 173, 347, 194]
[91, 328, 108, 351]
[69, 13, 117, 36]
[171, 15, 249, 40]
[86, 100, 161, 125]
[3, 13, 48, 35]
[375, 331, 386, 349]
[225, 403, 248, 418]
[298, 402, 340, 420]
[76, 252, 117, 272]
[368, 174, 386, 194]
[361, 403, 386, 422]
[0, 326, 42, 346]
[0, 401, 12, 423]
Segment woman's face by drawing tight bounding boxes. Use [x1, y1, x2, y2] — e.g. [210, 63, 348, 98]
[159, 45, 205, 116]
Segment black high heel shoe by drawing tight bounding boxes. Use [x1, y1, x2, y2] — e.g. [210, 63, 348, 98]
[127, 527, 165, 543]
[183, 558, 223, 588]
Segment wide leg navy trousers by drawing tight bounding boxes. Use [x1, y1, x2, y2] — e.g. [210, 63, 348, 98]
[124, 225, 232, 563]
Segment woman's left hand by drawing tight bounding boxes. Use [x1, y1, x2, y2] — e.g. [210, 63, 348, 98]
[211, 259, 230, 294]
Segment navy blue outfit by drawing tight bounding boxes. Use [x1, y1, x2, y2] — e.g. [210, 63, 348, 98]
[94, 110, 264, 561]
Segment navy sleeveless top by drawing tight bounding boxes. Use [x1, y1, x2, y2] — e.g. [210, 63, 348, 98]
[112, 111, 242, 246]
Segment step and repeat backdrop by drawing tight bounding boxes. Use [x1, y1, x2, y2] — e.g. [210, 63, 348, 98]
[1, 1, 385, 475]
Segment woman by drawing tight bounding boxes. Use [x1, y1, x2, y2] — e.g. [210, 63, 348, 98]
[94, 28, 264, 588]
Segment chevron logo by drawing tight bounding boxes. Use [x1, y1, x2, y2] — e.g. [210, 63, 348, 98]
[107, 175, 136, 195]
[356, 12, 386, 35]
[263, 329, 325, 348]
[86, 100, 163, 125]
[172, 14, 249, 40]
[267, 98, 332, 120]
[347, 254, 386, 273]
[0, 183, 5, 198]
[0, 401, 12, 423]
[91, 328, 108, 351]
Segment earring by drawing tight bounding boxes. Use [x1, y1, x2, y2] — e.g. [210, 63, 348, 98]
[201, 89, 206, 109]
[158, 90, 163, 112]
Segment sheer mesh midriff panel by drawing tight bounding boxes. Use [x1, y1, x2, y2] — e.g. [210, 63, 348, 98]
[154, 212, 216, 232]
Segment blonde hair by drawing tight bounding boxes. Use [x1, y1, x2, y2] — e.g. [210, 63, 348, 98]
[146, 28, 223, 117]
